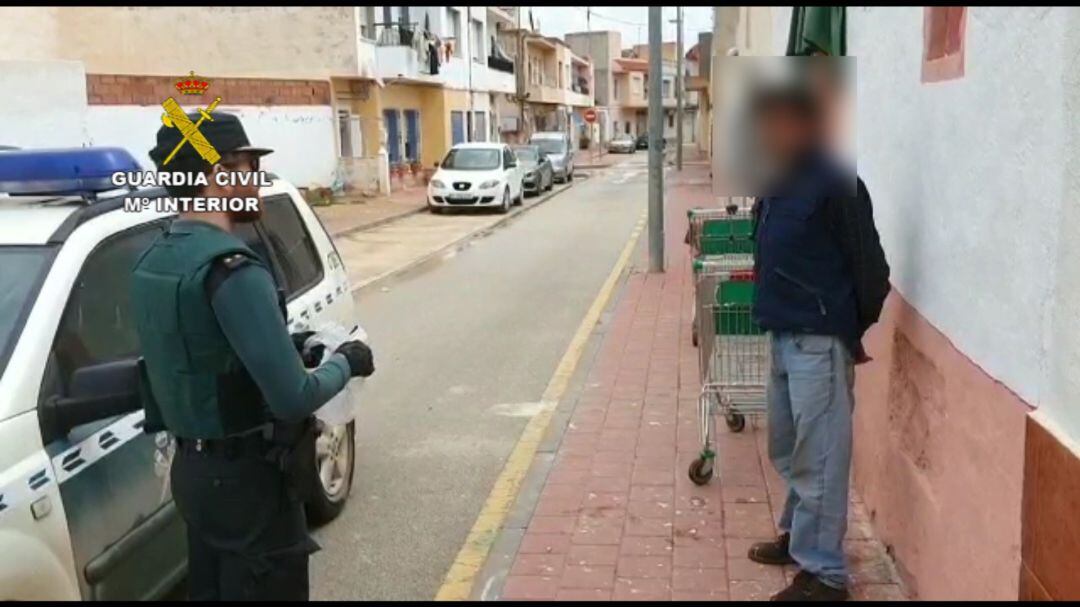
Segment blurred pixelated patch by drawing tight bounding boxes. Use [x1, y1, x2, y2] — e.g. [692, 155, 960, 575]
[712, 55, 856, 199]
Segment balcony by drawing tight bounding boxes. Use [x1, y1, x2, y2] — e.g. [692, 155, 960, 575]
[487, 55, 514, 74]
[373, 22, 443, 83]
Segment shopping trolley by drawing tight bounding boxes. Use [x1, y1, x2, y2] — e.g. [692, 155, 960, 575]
[686, 206, 770, 486]
[687, 202, 756, 347]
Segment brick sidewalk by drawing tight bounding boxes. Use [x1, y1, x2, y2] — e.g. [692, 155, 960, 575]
[497, 159, 908, 601]
[312, 185, 428, 238]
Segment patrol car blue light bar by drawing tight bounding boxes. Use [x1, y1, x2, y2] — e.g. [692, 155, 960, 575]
[0, 147, 141, 197]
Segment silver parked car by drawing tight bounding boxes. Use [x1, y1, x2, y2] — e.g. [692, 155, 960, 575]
[608, 133, 636, 154]
[510, 144, 554, 196]
[529, 132, 574, 183]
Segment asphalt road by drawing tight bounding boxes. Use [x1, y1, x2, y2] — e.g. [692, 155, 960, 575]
[310, 156, 652, 600]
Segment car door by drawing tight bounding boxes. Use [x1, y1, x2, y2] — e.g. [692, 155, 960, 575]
[504, 148, 522, 200]
[37, 221, 186, 601]
[251, 192, 351, 332]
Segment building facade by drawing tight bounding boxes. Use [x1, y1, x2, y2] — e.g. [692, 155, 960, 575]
[0, 6, 521, 194]
[714, 5, 1080, 601]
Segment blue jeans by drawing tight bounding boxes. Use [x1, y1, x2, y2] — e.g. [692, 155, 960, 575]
[767, 332, 855, 589]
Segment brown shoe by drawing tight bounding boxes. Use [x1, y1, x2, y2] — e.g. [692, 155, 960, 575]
[771, 571, 849, 602]
[748, 532, 797, 565]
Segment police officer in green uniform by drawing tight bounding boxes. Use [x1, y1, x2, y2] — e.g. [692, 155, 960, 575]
[130, 111, 375, 601]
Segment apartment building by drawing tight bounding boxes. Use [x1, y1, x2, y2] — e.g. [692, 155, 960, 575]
[493, 26, 594, 146]
[367, 7, 516, 175]
[714, 6, 1080, 601]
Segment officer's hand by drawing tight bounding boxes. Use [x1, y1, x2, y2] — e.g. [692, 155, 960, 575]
[291, 331, 315, 354]
[336, 340, 375, 377]
[292, 331, 326, 368]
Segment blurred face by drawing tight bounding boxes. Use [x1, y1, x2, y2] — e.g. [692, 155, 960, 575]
[755, 103, 816, 169]
[211, 152, 263, 223]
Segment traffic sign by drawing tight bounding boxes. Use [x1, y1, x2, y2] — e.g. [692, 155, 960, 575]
[583, 108, 597, 123]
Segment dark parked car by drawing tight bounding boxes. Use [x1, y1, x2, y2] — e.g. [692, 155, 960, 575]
[510, 144, 554, 196]
[635, 133, 667, 150]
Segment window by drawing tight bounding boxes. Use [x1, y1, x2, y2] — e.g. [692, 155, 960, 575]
[613, 78, 620, 101]
[503, 148, 515, 168]
[47, 224, 164, 400]
[922, 7, 966, 83]
[257, 194, 324, 298]
[448, 8, 463, 58]
[441, 148, 502, 170]
[662, 79, 672, 98]
[0, 247, 53, 380]
[471, 18, 484, 63]
[668, 113, 674, 128]
[472, 111, 488, 142]
[625, 122, 631, 134]
[337, 109, 363, 158]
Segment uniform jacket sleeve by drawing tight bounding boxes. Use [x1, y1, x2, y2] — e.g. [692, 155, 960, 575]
[209, 262, 352, 421]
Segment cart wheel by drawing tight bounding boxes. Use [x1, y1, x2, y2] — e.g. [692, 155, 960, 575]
[688, 457, 714, 486]
[725, 413, 746, 433]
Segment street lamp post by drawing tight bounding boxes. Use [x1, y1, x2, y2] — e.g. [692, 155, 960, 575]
[647, 6, 665, 273]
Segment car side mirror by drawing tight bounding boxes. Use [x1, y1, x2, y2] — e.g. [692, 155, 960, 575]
[46, 358, 144, 436]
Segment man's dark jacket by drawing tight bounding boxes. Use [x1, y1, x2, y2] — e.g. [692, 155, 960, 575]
[751, 152, 890, 354]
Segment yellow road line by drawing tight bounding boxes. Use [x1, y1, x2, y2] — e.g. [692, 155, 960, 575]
[434, 213, 648, 601]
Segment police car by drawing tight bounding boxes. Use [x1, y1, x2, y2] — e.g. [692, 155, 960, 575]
[0, 148, 359, 600]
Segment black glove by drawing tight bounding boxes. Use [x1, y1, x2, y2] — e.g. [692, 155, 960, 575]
[336, 340, 375, 377]
[291, 331, 325, 369]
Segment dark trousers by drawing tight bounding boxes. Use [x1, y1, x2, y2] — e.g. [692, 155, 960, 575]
[171, 445, 319, 601]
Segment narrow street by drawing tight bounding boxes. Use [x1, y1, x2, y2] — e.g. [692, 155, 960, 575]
[311, 155, 650, 600]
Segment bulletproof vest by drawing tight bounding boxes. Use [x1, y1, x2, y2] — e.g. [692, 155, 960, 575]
[131, 221, 269, 439]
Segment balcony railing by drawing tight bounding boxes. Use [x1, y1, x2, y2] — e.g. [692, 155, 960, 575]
[376, 22, 419, 47]
[487, 55, 514, 74]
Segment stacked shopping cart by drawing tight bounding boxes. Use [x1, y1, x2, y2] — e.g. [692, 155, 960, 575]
[686, 199, 770, 485]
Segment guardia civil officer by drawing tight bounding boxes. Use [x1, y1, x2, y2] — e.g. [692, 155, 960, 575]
[130, 112, 374, 601]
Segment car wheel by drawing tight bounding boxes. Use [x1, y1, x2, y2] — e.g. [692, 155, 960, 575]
[514, 186, 524, 206]
[306, 420, 355, 526]
[499, 187, 511, 214]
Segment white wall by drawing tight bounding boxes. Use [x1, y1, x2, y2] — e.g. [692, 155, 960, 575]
[85, 105, 338, 188]
[0, 60, 89, 148]
[834, 7, 1080, 437]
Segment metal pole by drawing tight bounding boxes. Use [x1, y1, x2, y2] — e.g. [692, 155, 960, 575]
[675, 6, 684, 170]
[647, 6, 665, 273]
[467, 6, 474, 142]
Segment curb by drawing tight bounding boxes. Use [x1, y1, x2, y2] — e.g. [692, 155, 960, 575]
[326, 203, 429, 239]
[350, 179, 576, 294]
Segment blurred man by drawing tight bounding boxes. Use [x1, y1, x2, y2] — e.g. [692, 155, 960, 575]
[745, 80, 890, 601]
[130, 112, 375, 600]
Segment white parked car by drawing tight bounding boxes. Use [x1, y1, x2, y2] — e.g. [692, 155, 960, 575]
[427, 142, 524, 214]
[0, 147, 360, 600]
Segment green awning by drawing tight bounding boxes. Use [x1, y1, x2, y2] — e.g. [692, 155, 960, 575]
[786, 7, 846, 56]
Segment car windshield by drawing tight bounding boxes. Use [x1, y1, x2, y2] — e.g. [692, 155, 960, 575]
[512, 147, 539, 163]
[441, 148, 502, 170]
[0, 246, 55, 380]
[533, 139, 566, 156]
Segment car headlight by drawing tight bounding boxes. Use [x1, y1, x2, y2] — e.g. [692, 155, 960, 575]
[431, 179, 446, 189]
[479, 179, 500, 189]
[525, 171, 537, 179]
